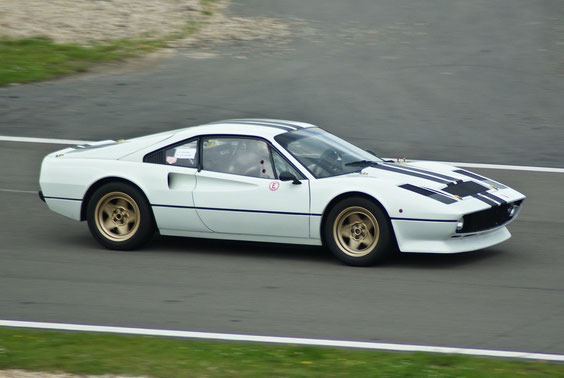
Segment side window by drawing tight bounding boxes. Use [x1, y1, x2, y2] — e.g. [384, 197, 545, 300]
[271, 148, 302, 179]
[165, 139, 198, 168]
[202, 137, 274, 179]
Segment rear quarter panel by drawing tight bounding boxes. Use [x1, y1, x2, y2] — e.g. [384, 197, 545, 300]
[39, 157, 192, 219]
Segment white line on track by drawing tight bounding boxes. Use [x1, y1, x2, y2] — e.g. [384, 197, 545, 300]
[0, 135, 89, 145]
[2, 135, 564, 173]
[426, 160, 564, 174]
[1, 320, 563, 362]
[0, 189, 37, 194]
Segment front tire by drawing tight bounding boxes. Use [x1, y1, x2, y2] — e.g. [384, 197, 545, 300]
[87, 182, 154, 250]
[324, 197, 393, 266]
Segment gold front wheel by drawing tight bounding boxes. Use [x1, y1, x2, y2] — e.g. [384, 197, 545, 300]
[325, 197, 392, 266]
[333, 206, 380, 257]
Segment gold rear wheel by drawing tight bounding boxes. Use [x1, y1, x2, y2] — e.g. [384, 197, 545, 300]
[94, 192, 141, 242]
[87, 182, 154, 250]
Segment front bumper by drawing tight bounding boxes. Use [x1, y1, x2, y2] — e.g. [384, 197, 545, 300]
[392, 218, 512, 254]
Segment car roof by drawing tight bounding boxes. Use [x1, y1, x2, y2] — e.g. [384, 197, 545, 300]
[172, 119, 318, 140]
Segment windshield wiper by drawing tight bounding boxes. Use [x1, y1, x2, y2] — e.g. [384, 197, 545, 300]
[344, 160, 381, 167]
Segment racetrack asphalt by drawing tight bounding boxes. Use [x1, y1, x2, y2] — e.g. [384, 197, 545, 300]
[1, 0, 563, 355]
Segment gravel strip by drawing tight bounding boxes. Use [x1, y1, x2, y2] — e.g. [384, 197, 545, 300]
[0, 0, 203, 44]
[0, 0, 290, 46]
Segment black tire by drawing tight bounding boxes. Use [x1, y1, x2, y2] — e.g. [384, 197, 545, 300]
[86, 182, 154, 250]
[324, 197, 393, 266]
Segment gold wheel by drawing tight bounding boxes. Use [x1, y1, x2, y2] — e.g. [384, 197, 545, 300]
[333, 206, 380, 257]
[94, 192, 140, 242]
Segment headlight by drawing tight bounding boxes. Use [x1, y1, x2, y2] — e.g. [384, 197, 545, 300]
[507, 204, 517, 218]
[456, 219, 464, 231]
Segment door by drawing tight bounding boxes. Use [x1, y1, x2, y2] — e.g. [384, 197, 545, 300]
[144, 138, 210, 233]
[193, 136, 310, 238]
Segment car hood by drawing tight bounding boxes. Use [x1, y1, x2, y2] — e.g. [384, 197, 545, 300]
[357, 160, 515, 202]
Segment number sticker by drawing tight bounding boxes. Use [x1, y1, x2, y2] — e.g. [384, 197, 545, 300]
[174, 147, 196, 159]
[269, 181, 280, 191]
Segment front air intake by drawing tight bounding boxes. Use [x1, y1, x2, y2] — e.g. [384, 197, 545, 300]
[457, 201, 522, 233]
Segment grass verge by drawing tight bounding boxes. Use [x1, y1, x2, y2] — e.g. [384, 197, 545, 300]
[0, 37, 171, 86]
[0, 0, 224, 86]
[0, 11, 204, 87]
[0, 328, 562, 377]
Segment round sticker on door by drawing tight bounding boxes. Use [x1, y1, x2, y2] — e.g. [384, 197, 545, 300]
[269, 181, 280, 191]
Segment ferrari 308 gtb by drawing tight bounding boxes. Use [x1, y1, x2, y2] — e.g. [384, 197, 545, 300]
[39, 119, 525, 266]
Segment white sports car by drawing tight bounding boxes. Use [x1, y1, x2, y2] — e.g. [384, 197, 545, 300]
[39, 119, 525, 266]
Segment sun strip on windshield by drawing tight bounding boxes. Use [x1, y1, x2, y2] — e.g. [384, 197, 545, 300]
[229, 119, 308, 129]
[209, 120, 296, 131]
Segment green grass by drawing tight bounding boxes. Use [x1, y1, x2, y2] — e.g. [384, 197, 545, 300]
[0, 0, 221, 86]
[0, 37, 169, 86]
[0, 7, 204, 86]
[0, 328, 562, 377]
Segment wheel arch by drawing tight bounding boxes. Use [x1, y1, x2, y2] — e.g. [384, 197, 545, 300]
[80, 177, 152, 221]
[319, 191, 397, 248]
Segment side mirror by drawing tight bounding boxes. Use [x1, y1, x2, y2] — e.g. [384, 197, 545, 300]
[279, 171, 302, 185]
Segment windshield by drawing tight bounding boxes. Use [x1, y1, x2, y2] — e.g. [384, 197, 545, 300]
[275, 128, 383, 178]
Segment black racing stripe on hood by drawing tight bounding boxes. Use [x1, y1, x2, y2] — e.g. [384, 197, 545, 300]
[389, 164, 460, 182]
[480, 191, 508, 205]
[399, 184, 457, 204]
[373, 164, 451, 184]
[453, 169, 507, 189]
[472, 194, 497, 207]
[453, 169, 487, 180]
[442, 180, 489, 197]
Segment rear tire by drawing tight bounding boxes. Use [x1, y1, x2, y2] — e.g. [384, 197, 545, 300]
[324, 197, 393, 266]
[87, 182, 154, 250]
